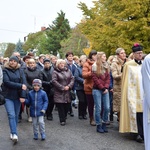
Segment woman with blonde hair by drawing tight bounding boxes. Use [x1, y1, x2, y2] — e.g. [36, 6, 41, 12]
[24, 58, 41, 122]
[92, 52, 110, 133]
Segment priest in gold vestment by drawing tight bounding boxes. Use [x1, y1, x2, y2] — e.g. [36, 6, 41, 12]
[119, 43, 144, 143]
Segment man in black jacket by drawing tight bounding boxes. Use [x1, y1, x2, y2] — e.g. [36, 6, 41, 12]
[40, 59, 54, 120]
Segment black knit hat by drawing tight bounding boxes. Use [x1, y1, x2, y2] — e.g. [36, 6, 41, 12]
[43, 59, 51, 64]
[9, 56, 19, 63]
[88, 50, 97, 59]
[132, 43, 143, 52]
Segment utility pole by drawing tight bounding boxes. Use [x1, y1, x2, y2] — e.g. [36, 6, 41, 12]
[31, 15, 36, 33]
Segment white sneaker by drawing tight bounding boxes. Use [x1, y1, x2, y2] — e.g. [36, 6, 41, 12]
[28, 117, 32, 122]
[10, 134, 13, 140]
[12, 134, 18, 143]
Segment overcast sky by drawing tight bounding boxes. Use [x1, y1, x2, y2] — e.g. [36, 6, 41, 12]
[0, 0, 93, 44]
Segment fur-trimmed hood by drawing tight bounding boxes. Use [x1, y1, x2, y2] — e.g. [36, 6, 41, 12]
[112, 56, 126, 66]
[4, 62, 20, 70]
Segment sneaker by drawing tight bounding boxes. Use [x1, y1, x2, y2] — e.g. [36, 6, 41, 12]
[60, 122, 66, 126]
[33, 133, 38, 140]
[10, 133, 13, 140]
[28, 117, 32, 122]
[12, 134, 18, 144]
[41, 133, 46, 140]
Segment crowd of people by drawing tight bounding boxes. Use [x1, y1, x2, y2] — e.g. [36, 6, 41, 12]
[0, 43, 149, 150]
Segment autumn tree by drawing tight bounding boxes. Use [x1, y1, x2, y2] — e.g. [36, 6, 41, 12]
[4, 43, 16, 57]
[78, 0, 150, 56]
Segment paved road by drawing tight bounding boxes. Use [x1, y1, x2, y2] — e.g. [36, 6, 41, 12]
[0, 105, 144, 150]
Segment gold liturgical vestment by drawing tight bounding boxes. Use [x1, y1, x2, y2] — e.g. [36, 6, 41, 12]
[119, 60, 143, 133]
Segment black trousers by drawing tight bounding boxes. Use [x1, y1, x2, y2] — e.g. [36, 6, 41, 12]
[136, 112, 143, 137]
[46, 95, 54, 117]
[56, 103, 70, 123]
[76, 90, 87, 117]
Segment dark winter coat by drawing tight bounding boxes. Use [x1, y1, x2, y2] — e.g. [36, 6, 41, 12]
[74, 65, 84, 90]
[24, 67, 41, 90]
[52, 67, 74, 103]
[39, 66, 54, 96]
[36, 62, 44, 71]
[66, 62, 77, 90]
[25, 89, 48, 117]
[3, 63, 27, 100]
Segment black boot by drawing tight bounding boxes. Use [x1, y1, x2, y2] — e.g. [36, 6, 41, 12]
[136, 135, 144, 143]
[47, 114, 53, 121]
[102, 123, 108, 132]
[97, 125, 104, 133]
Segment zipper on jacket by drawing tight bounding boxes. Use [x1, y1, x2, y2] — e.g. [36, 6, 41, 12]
[35, 92, 37, 117]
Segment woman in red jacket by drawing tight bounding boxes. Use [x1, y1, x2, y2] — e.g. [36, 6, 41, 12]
[82, 50, 97, 126]
[92, 52, 110, 133]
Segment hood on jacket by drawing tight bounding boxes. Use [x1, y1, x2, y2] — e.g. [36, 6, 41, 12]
[112, 56, 125, 65]
[87, 59, 95, 65]
[4, 62, 20, 70]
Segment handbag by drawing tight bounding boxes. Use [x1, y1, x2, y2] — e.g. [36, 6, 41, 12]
[0, 91, 5, 105]
[0, 83, 8, 98]
[70, 90, 76, 101]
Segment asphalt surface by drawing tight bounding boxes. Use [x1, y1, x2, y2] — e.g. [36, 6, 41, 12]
[0, 105, 145, 150]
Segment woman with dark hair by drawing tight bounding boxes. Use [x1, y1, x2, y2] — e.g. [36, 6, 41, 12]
[3, 56, 27, 143]
[65, 52, 77, 116]
[82, 50, 97, 126]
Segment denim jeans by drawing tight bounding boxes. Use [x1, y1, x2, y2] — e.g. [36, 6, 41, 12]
[4, 99, 21, 135]
[92, 89, 110, 125]
[32, 116, 45, 134]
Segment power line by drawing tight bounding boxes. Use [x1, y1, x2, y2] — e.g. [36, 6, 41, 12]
[0, 28, 29, 34]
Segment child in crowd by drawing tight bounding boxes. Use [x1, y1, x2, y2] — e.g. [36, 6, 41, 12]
[25, 79, 48, 140]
